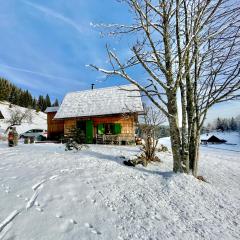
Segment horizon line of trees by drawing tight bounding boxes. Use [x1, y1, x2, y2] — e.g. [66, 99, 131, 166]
[0, 77, 59, 112]
[203, 116, 240, 133]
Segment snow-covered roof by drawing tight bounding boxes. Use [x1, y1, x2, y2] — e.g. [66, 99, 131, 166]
[45, 107, 59, 113]
[54, 84, 143, 119]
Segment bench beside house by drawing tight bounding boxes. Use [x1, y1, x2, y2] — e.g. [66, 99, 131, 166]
[46, 84, 144, 144]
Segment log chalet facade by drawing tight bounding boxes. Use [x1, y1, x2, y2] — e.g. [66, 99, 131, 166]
[45, 84, 143, 144]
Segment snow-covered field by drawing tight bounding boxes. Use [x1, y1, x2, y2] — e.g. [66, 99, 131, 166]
[0, 101, 47, 136]
[0, 140, 239, 240]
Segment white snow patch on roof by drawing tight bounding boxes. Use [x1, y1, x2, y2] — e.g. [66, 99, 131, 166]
[45, 107, 59, 113]
[54, 84, 144, 119]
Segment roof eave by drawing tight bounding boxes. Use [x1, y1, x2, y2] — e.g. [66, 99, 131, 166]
[54, 111, 144, 120]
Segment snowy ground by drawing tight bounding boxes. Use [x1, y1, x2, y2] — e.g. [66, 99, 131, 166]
[0, 141, 239, 240]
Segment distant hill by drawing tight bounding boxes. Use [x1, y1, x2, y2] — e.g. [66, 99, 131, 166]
[0, 101, 47, 135]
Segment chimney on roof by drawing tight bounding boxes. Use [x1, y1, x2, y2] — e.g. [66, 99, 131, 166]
[91, 83, 95, 90]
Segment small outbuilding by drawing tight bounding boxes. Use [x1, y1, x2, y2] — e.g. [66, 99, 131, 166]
[201, 135, 227, 144]
[45, 107, 64, 140]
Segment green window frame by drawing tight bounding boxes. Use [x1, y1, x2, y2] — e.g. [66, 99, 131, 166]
[97, 124, 105, 135]
[97, 123, 122, 135]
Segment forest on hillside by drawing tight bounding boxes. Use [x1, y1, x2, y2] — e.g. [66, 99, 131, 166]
[0, 77, 59, 112]
[202, 116, 240, 133]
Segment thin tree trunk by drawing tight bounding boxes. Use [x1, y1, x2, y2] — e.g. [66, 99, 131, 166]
[188, 122, 196, 170]
[193, 129, 200, 177]
[188, 126, 201, 176]
[180, 82, 189, 173]
[167, 94, 182, 173]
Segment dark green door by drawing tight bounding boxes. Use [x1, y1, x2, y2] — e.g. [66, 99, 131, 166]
[86, 120, 93, 144]
[76, 120, 86, 143]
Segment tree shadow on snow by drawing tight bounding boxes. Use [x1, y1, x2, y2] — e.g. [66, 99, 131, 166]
[83, 150, 174, 179]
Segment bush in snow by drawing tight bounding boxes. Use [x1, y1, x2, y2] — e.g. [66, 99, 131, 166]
[124, 106, 165, 167]
[65, 138, 88, 151]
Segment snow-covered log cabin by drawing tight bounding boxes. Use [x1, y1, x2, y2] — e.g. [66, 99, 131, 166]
[45, 84, 144, 144]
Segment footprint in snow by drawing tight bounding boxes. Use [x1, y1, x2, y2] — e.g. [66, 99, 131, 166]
[69, 219, 77, 224]
[56, 213, 63, 218]
[35, 207, 43, 212]
[60, 221, 74, 233]
[84, 223, 101, 235]
[32, 179, 46, 191]
[49, 175, 58, 180]
[10, 176, 18, 179]
[59, 219, 77, 233]
[84, 223, 93, 228]
[34, 201, 40, 207]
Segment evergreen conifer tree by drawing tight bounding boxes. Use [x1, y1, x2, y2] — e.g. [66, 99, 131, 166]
[52, 99, 59, 107]
[45, 94, 51, 107]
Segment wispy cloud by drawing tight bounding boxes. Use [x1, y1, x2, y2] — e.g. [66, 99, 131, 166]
[23, 0, 83, 34]
[0, 64, 81, 83]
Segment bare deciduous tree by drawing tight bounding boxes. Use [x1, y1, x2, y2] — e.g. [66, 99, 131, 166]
[138, 105, 166, 166]
[90, 0, 240, 176]
[6, 108, 33, 130]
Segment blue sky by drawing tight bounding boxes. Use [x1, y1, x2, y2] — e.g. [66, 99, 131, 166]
[0, 0, 239, 123]
[0, 0, 134, 97]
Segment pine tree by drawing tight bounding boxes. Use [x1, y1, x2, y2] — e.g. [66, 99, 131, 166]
[216, 118, 223, 131]
[9, 87, 19, 105]
[32, 98, 37, 109]
[230, 117, 237, 131]
[45, 94, 51, 108]
[52, 99, 59, 107]
[0, 78, 11, 101]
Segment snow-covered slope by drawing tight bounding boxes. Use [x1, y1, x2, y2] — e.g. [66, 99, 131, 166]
[0, 101, 47, 135]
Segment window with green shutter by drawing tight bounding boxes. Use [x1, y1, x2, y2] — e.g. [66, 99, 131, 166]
[97, 124, 105, 135]
[114, 123, 122, 134]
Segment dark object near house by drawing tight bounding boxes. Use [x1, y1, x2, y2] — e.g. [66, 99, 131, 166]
[197, 176, 208, 183]
[8, 127, 18, 147]
[201, 135, 227, 145]
[123, 160, 136, 167]
[65, 138, 79, 151]
[65, 138, 88, 151]
[0, 110, 4, 119]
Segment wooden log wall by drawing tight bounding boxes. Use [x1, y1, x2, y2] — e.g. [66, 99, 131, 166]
[63, 114, 137, 141]
[64, 119, 76, 136]
[47, 112, 64, 139]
